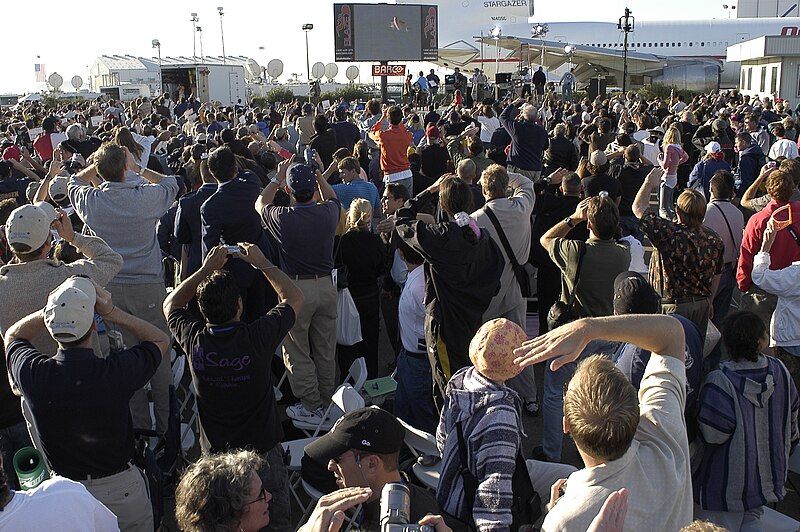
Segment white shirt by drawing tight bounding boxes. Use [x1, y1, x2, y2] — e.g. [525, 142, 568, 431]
[752, 252, 800, 347]
[768, 138, 798, 160]
[0, 477, 119, 531]
[476, 115, 501, 144]
[620, 235, 648, 274]
[542, 356, 692, 532]
[399, 265, 426, 354]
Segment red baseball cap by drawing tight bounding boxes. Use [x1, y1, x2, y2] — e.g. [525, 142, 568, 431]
[2, 145, 21, 161]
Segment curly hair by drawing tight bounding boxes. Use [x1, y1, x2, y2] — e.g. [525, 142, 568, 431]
[175, 450, 265, 532]
[346, 198, 372, 230]
[722, 311, 766, 363]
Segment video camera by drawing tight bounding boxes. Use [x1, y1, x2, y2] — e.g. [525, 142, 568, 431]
[380, 483, 433, 532]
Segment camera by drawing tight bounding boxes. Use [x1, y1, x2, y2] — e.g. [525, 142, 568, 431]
[304, 148, 318, 171]
[224, 245, 241, 255]
[380, 483, 433, 532]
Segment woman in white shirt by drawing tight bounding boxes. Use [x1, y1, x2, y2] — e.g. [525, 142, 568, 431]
[475, 104, 501, 147]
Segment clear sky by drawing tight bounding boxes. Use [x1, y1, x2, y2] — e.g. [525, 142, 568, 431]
[1, 0, 737, 94]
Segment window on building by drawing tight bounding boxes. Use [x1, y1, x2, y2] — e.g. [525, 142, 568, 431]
[747, 67, 753, 90]
[771, 66, 778, 94]
[701, 42, 705, 46]
[689, 42, 693, 47]
[760, 66, 767, 92]
[678, 42, 681, 47]
[741, 70, 746, 88]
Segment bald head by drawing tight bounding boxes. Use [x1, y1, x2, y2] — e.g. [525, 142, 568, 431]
[457, 159, 478, 183]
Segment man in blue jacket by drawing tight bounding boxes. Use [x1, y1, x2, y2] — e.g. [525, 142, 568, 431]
[499, 98, 549, 183]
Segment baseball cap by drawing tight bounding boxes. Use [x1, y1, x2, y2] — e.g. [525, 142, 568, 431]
[49, 177, 69, 203]
[334, 106, 347, 119]
[6, 204, 53, 252]
[304, 407, 405, 463]
[44, 276, 97, 343]
[589, 150, 608, 167]
[712, 119, 728, 132]
[582, 111, 592, 123]
[287, 164, 317, 193]
[705, 141, 722, 153]
[648, 126, 665, 135]
[468, 318, 527, 382]
[425, 125, 440, 139]
[2, 145, 21, 161]
[33, 202, 58, 225]
[613, 271, 659, 315]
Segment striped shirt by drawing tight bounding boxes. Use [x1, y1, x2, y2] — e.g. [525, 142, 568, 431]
[331, 178, 380, 213]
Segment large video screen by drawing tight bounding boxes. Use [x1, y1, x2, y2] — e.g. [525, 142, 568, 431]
[334, 4, 438, 62]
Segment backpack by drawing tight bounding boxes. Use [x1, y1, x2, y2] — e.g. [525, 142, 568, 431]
[456, 421, 542, 531]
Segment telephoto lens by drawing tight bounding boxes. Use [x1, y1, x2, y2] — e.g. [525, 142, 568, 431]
[380, 483, 433, 532]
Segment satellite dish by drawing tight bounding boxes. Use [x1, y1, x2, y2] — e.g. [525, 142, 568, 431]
[311, 62, 325, 80]
[324, 63, 338, 81]
[244, 58, 262, 82]
[71, 76, 83, 91]
[267, 59, 284, 81]
[345, 65, 360, 81]
[48, 72, 63, 90]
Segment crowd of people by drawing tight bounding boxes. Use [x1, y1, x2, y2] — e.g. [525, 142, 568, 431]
[0, 75, 797, 532]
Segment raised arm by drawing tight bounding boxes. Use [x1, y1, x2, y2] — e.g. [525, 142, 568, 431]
[740, 165, 773, 210]
[514, 314, 686, 371]
[632, 167, 664, 219]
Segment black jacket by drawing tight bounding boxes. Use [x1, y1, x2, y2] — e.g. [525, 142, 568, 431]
[543, 135, 579, 172]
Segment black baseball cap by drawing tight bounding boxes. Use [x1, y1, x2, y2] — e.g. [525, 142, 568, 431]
[287, 164, 317, 193]
[305, 407, 405, 463]
[613, 271, 660, 315]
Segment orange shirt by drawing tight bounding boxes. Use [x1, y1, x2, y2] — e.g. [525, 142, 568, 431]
[371, 121, 413, 175]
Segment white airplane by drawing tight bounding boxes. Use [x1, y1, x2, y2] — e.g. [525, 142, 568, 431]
[401, 0, 800, 91]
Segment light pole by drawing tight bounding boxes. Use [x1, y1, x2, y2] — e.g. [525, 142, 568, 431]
[617, 8, 634, 94]
[531, 23, 549, 72]
[302, 24, 314, 82]
[197, 26, 204, 61]
[564, 45, 574, 71]
[218, 7, 227, 64]
[152, 39, 162, 95]
[490, 26, 501, 99]
[190, 13, 199, 61]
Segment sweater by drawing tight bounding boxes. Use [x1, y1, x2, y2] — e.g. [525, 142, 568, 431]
[436, 366, 521, 532]
[499, 105, 549, 172]
[752, 252, 800, 346]
[0, 234, 122, 354]
[694, 355, 799, 511]
[69, 176, 178, 284]
[658, 143, 688, 176]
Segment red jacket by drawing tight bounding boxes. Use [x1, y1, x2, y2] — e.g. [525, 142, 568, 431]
[737, 200, 800, 292]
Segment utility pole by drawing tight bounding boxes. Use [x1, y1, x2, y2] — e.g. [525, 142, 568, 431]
[618, 7, 634, 94]
[190, 13, 199, 61]
[218, 7, 226, 65]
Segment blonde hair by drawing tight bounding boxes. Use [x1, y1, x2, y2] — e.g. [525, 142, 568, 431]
[564, 356, 640, 461]
[407, 146, 417, 157]
[663, 125, 682, 146]
[676, 189, 706, 228]
[346, 198, 372, 230]
[681, 521, 728, 532]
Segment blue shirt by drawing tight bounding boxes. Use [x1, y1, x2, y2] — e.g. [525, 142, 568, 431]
[332, 178, 380, 213]
[415, 76, 429, 91]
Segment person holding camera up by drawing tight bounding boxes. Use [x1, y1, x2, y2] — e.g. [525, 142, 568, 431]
[164, 243, 304, 532]
[5, 277, 170, 531]
[256, 156, 341, 425]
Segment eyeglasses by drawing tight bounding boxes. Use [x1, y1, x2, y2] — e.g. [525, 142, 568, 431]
[246, 485, 268, 506]
[331, 451, 363, 465]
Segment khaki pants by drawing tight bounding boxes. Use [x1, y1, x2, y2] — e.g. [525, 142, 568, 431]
[282, 277, 338, 410]
[81, 464, 153, 532]
[106, 282, 171, 435]
[507, 166, 542, 182]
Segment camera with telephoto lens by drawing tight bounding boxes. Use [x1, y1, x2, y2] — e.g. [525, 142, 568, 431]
[380, 483, 433, 532]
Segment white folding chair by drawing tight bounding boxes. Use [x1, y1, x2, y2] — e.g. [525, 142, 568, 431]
[300, 479, 361, 532]
[761, 506, 800, 531]
[397, 417, 442, 492]
[291, 357, 369, 437]
[331, 383, 365, 414]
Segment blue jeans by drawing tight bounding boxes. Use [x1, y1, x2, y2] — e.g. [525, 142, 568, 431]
[562, 85, 573, 104]
[394, 347, 438, 434]
[0, 421, 32, 490]
[541, 339, 619, 461]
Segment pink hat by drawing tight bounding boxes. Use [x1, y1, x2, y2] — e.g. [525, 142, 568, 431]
[469, 318, 528, 382]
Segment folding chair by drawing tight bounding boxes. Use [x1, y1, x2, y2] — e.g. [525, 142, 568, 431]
[397, 417, 442, 492]
[300, 479, 362, 532]
[291, 357, 368, 437]
[283, 383, 367, 514]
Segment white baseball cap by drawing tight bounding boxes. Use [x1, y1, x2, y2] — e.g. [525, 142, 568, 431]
[705, 141, 722, 153]
[44, 277, 97, 343]
[6, 204, 52, 252]
[48, 177, 69, 203]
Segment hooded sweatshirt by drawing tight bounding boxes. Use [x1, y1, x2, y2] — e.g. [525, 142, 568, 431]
[694, 354, 799, 512]
[436, 366, 521, 532]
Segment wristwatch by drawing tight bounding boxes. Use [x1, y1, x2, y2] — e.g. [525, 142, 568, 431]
[563, 216, 575, 228]
[270, 176, 280, 185]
